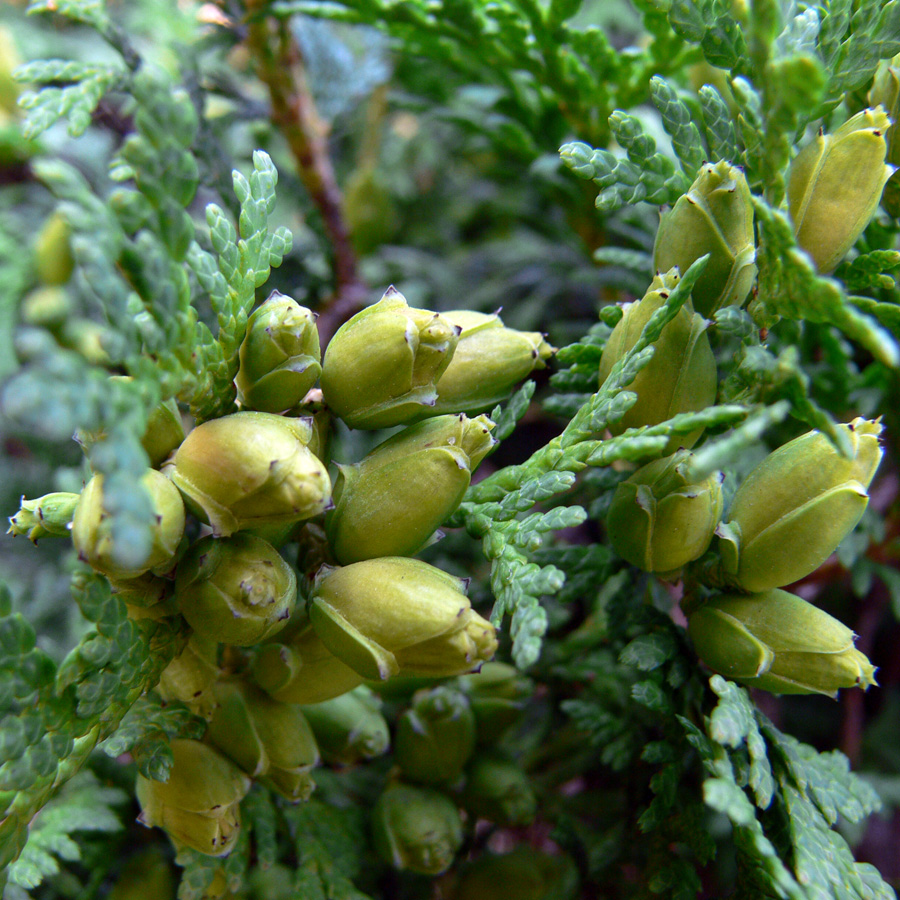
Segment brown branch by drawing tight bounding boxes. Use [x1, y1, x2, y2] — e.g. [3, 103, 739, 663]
[244, 4, 368, 341]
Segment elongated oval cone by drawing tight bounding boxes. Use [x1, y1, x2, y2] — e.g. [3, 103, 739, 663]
[460, 753, 537, 827]
[719, 418, 883, 592]
[653, 161, 756, 317]
[425, 310, 554, 416]
[236, 291, 322, 413]
[169, 411, 331, 537]
[326, 414, 496, 564]
[598, 271, 717, 453]
[787, 107, 894, 273]
[156, 634, 219, 720]
[7, 491, 79, 541]
[252, 622, 364, 705]
[372, 783, 463, 875]
[606, 451, 723, 574]
[174, 533, 296, 645]
[320, 287, 460, 429]
[135, 739, 250, 857]
[71, 470, 185, 580]
[206, 679, 320, 802]
[300, 685, 390, 765]
[869, 60, 900, 215]
[395, 686, 476, 786]
[309, 558, 498, 681]
[450, 848, 580, 900]
[34, 211, 75, 286]
[456, 662, 533, 745]
[687, 589, 877, 697]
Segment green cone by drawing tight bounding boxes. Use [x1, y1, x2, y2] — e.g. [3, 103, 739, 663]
[168, 411, 331, 537]
[687, 589, 878, 697]
[320, 287, 460, 429]
[606, 451, 723, 574]
[426, 310, 554, 416]
[449, 848, 580, 900]
[309, 557, 498, 681]
[787, 107, 894, 273]
[456, 662, 533, 745]
[598, 270, 717, 453]
[372, 783, 464, 875]
[719, 418, 883, 592]
[174, 533, 296, 646]
[135, 739, 250, 857]
[326, 413, 496, 564]
[34, 211, 75, 286]
[235, 291, 322, 413]
[395, 686, 476, 786]
[71, 470, 185, 580]
[7, 492, 79, 542]
[300, 685, 390, 765]
[156, 634, 220, 720]
[460, 753, 537, 827]
[652, 161, 756, 317]
[206, 679, 320, 802]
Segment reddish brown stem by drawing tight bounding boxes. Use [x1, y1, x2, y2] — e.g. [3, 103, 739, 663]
[245, 5, 368, 340]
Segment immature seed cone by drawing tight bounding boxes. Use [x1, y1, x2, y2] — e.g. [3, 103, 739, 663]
[252, 620, 364, 705]
[135, 739, 250, 857]
[460, 753, 537, 827]
[206, 679, 320, 802]
[449, 847, 580, 900]
[309, 558, 498, 681]
[606, 451, 723, 574]
[372, 783, 464, 875]
[718, 418, 883, 592]
[34, 211, 75, 286]
[326, 413, 496, 564]
[168, 411, 331, 537]
[235, 291, 322, 413]
[652, 161, 756, 317]
[174, 533, 296, 646]
[7, 491, 79, 541]
[456, 662, 533, 745]
[869, 59, 900, 215]
[394, 686, 476, 786]
[426, 310, 554, 416]
[787, 107, 894, 273]
[156, 634, 220, 719]
[300, 685, 390, 765]
[687, 589, 877, 697]
[598, 270, 717, 453]
[71, 471, 185, 580]
[319, 287, 460, 429]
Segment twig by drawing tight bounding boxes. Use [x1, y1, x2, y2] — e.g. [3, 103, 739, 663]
[244, 4, 368, 340]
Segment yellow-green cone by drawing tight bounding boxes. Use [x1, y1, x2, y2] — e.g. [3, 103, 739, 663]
[719, 418, 883, 592]
[309, 557, 498, 681]
[320, 287, 460, 429]
[300, 685, 390, 765]
[787, 107, 894, 273]
[460, 753, 537, 827]
[34, 211, 75, 287]
[7, 492, 79, 542]
[606, 451, 723, 574]
[449, 848, 580, 900]
[598, 271, 717, 453]
[653, 161, 756, 317]
[372, 782, 464, 875]
[235, 291, 321, 413]
[456, 662, 533, 745]
[168, 411, 331, 537]
[326, 413, 496, 564]
[135, 739, 250, 857]
[687, 589, 877, 697]
[174, 533, 296, 646]
[71, 471, 185, 580]
[156, 634, 220, 720]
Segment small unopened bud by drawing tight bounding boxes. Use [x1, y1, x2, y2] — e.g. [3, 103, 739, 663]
[326, 413, 496, 564]
[174, 533, 296, 646]
[606, 451, 723, 574]
[156, 634, 219, 720]
[135, 739, 250, 857]
[450, 847, 580, 900]
[395, 686, 476, 786]
[300, 685, 390, 765]
[653, 161, 756, 317]
[460, 753, 537, 827]
[719, 418, 883, 592]
[34, 211, 75, 286]
[309, 558, 498, 681]
[598, 270, 717, 453]
[456, 662, 533, 745]
[168, 411, 331, 537]
[787, 107, 894, 273]
[687, 589, 877, 697]
[7, 492, 79, 542]
[71, 471, 185, 580]
[372, 783, 463, 875]
[235, 292, 322, 413]
[320, 287, 460, 429]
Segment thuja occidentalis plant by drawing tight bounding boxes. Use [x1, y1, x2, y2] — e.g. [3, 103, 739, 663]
[1, 1, 900, 898]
